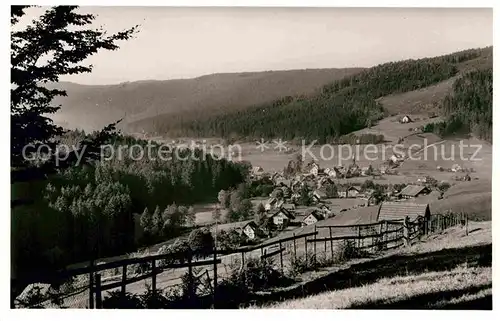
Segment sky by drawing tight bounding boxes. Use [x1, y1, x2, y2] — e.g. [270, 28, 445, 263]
[22, 7, 493, 85]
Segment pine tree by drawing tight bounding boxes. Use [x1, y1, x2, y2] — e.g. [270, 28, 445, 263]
[212, 206, 222, 222]
[151, 206, 163, 236]
[140, 207, 153, 233]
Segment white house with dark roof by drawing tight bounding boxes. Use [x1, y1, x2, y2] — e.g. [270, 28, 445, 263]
[302, 208, 323, 226]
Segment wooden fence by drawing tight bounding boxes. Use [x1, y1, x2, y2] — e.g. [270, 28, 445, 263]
[13, 212, 467, 309]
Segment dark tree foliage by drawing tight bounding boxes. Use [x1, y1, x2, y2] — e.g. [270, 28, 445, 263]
[11, 6, 137, 174]
[12, 133, 251, 278]
[422, 68, 492, 141]
[442, 68, 493, 141]
[11, 5, 138, 285]
[135, 49, 487, 143]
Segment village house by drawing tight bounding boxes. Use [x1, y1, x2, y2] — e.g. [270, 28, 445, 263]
[302, 208, 323, 226]
[347, 186, 360, 198]
[312, 189, 328, 202]
[251, 166, 265, 179]
[417, 177, 428, 184]
[399, 185, 431, 199]
[282, 203, 296, 212]
[242, 221, 260, 240]
[365, 195, 378, 206]
[266, 207, 294, 229]
[325, 167, 342, 178]
[377, 202, 431, 232]
[451, 164, 462, 172]
[317, 176, 335, 190]
[319, 204, 333, 217]
[390, 154, 400, 164]
[290, 179, 302, 193]
[400, 115, 412, 124]
[264, 197, 278, 211]
[304, 161, 320, 176]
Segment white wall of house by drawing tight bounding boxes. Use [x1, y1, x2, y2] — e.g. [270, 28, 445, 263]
[347, 189, 359, 198]
[243, 225, 255, 239]
[303, 214, 318, 226]
[273, 212, 288, 226]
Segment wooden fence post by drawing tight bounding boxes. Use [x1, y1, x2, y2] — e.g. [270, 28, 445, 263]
[383, 221, 388, 249]
[293, 233, 297, 259]
[88, 259, 95, 309]
[329, 227, 334, 259]
[403, 216, 409, 247]
[465, 214, 469, 236]
[213, 247, 217, 308]
[357, 226, 362, 248]
[121, 264, 127, 296]
[313, 226, 317, 265]
[95, 274, 102, 309]
[151, 259, 157, 294]
[279, 241, 284, 271]
[187, 252, 194, 301]
[304, 235, 308, 267]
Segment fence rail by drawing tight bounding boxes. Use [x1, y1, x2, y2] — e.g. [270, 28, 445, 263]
[13, 212, 467, 309]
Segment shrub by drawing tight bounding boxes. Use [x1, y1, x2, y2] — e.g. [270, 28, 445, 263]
[188, 227, 214, 257]
[438, 182, 451, 192]
[102, 290, 142, 309]
[335, 240, 359, 261]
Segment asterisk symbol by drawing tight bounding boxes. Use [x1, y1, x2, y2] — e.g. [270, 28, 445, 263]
[273, 139, 288, 152]
[255, 138, 270, 152]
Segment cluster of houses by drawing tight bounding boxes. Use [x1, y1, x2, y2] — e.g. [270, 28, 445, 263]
[236, 158, 447, 241]
[251, 156, 401, 183]
[235, 179, 436, 241]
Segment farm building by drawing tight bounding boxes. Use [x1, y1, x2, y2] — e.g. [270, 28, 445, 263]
[264, 197, 278, 211]
[304, 161, 320, 176]
[399, 185, 431, 199]
[302, 208, 323, 226]
[347, 186, 360, 198]
[276, 179, 292, 188]
[242, 221, 260, 240]
[312, 189, 328, 202]
[317, 176, 335, 189]
[400, 115, 412, 123]
[266, 207, 295, 228]
[282, 203, 296, 211]
[252, 166, 265, 177]
[377, 202, 431, 223]
[319, 204, 333, 217]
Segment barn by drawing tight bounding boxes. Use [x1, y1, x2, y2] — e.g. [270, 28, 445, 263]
[399, 185, 431, 199]
[377, 202, 431, 223]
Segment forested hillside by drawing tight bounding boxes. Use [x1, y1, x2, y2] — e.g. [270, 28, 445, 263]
[424, 68, 493, 141]
[132, 48, 488, 143]
[51, 68, 363, 132]
[12, 132, 250, 277]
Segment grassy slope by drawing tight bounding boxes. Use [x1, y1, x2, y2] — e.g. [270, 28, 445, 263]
[267, 220, 492, 309]
[270, 266, 491, 309]
[50, 68, 363, 132]
[377, 46, 492, 116]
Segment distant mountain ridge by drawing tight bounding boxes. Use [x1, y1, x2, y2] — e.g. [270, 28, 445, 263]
[50, 68, 364, 132]
[126, 47, 492, 142]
